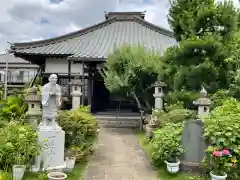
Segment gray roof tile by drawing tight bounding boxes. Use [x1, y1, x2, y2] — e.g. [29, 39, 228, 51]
[11, 14, 176, 60]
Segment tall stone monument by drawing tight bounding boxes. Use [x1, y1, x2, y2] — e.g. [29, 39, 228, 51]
[153, 81, 165, 110]
[193, 86, 211, 121]
[33, 74, 66, 171]
[69, 77, 83, 109]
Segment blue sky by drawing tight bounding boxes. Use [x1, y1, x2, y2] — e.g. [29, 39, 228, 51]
[0, 0, 238, 53]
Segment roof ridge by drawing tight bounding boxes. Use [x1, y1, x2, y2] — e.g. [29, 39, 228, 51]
[133, 16, 174, 38]
[11, 16, 117, 49]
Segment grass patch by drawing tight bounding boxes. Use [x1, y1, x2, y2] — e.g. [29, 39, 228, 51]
[136, 131, 208, 180]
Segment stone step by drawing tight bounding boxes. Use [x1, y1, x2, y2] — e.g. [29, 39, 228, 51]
[95, 116, 141, 128]
[94, 115, 141, 120]
[97, 119, 141, 128]
[94, 111, 140, 116]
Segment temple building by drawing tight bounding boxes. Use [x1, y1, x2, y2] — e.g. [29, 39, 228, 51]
[10, 12, 176, 112]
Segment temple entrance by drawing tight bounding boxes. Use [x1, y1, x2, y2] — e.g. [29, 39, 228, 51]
[91, 78, 110, 112]
[91, 72, 138, 113]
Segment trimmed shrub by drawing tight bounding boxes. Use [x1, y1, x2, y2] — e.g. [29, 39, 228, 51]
[57, 106, 99, 160]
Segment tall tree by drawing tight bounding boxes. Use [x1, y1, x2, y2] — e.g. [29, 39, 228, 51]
[102, 45, 163, 112]
[163, 0, 238, 93]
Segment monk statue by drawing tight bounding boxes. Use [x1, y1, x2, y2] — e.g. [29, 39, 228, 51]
[41, 74, 62, 128]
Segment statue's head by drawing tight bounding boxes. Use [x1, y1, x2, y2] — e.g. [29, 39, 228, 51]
[49, 74, 58, 84]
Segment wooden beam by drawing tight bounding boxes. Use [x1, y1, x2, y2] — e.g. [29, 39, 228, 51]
[68, 60, 72, 96]
[29, 66, 41, 87]
[82, 62, 85, 105]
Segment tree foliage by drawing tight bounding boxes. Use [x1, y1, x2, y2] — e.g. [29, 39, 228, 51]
[163, 0, 238, 94]
[102, 45, 163, 111]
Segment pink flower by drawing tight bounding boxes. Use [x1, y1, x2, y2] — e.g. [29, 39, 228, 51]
[222, 149, 230, 156]
[212, 151, 222, 157]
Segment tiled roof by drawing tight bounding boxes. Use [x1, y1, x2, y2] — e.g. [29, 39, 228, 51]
[11, 12, 176, 60]
[0, 54, 38, 66]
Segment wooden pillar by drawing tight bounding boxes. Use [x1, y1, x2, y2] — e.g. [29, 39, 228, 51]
[88, 64, 93, 105]
[68, 60, 72, 97]
[82, 62, 85, 105]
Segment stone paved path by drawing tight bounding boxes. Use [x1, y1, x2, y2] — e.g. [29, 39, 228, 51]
[83, 128, 158, 180]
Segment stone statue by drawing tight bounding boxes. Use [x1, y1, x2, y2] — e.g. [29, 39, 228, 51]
[41, 74, 61, 128]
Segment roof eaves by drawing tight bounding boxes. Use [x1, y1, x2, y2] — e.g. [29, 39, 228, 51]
[68, 56, 106, 62]
[13, 51, 73, 57]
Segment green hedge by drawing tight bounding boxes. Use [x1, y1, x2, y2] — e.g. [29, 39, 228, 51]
[57, 106, 99, 161]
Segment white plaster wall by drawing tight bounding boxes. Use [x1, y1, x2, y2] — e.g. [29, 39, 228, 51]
[45, 58, 83, 74]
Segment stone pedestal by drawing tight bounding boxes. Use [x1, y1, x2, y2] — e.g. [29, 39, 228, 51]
[33, 126, 66, 171]
[71, 91, 82, 109]
[181, 120, 206, 173]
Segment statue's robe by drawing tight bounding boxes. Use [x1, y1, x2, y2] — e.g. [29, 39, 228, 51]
[41, 82, 61, 119]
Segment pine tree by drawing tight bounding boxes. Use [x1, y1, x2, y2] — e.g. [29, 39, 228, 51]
[163, 0, 238, 93]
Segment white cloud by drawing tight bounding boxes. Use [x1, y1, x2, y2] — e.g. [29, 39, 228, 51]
[0, 0, 170, 53]
[0, 0, 239, 53]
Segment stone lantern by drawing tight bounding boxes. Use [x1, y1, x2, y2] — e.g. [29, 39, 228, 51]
[69, 77, 83, 109]
[193, 86, 211, 121]
[25, 86, 41, 127]
[153, 81, 166, 110]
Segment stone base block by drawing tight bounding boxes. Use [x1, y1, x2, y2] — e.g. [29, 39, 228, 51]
[37, 126, 66, 170]
[180, 161, 205, 174]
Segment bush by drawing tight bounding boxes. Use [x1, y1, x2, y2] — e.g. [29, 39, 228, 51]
[165, 90, 200, 109]
[204, 98, 240, 178]
[0, 95, 27, 122]
[0, 122, 41, 171]
[153, 104, 196, 128]
[57, 106, 99, 160]
[210, 89, 230, 109]
[162, 108, 196, 124]
[149, 123, 184, 166]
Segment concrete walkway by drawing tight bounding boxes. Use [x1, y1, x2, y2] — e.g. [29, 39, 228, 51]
[83, 128, 158, 180]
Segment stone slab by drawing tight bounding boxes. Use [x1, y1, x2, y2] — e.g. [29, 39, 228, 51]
[38, 127, 65, 170]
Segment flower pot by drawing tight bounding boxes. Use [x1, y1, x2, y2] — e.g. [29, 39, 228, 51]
[210, 171, 227, 180]
[47, 172, 67, 180]
[65, 157, 76, 172]
[13, 165, 26, 180]
[164, 160, 180, 173]
[145, 123, 157, 137]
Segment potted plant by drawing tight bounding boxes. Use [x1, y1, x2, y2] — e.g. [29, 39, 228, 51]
[47, 171, 67, 180]
[64, 148, 76, 172]
[164, 147, 184, 173]
[150, 123, 184, 173]
[13, 153, 26, 180]
[203, 146, 232, 180]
